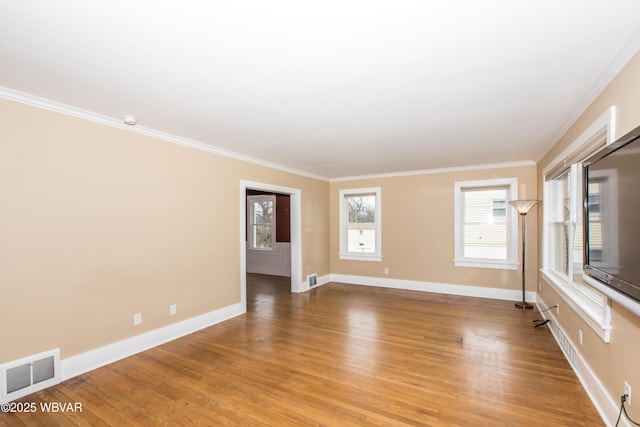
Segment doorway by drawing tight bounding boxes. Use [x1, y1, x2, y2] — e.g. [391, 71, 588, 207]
[240, 180, 302, 313]
[246, 191, 291, 277]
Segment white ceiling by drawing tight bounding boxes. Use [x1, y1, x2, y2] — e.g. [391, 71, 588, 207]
[2, 1, 640, 179]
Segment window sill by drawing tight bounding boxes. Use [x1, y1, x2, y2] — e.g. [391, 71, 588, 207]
[540, 269, 611, 343]
[339, 253, 382, 262]
[454, 259, 518, 270]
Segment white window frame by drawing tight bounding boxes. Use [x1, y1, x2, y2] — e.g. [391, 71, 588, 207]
[247, 195, 276, 252]
[339, 187, 382, 262]
[454, 178, 519, 270]
[541, 107, 615, 343]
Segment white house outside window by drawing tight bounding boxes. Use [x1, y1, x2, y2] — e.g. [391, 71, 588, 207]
[248, 195, 275, 251]
[339, 188, 381, 262]
[454, 178, 518, 270]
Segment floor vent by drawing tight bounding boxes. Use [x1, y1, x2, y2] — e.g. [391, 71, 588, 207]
[307, 273, 318, 287]
[1, 349, 61, 403]
[554, 326, 576, 367]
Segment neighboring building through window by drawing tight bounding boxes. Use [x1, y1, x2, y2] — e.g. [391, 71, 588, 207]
[454, 178, 518, 270]
[492, 199, 507, 218]
[248, 195, 275, 250]
[585, 173, 618, 269]
[587, 181, 603, 262]
[339, 187, 381, 261]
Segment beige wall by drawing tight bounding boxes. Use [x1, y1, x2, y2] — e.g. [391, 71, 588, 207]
[0, 98, 330, 363]
[537, 50, 640, 421]
[330, 165, 537, 290]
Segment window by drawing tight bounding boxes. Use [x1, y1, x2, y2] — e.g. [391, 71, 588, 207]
[541, 107, 614, 342]
[492, 199, 507, 218]
[339, 188, 381, 261]
[454, 178, 518, 270]
[544, 164, 609, 338]
[248, 195, 275, 250]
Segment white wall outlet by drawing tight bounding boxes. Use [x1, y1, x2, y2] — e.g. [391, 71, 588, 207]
[384, 267, 389, 275]
[625, 381, 632, 406]
[578, 329, 583, 346]
[169, 304, 177, 315]
[556, 303, 559, 315]
[133, 313, 142, 326]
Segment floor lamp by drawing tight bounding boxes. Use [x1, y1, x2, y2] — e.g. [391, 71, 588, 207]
[509, 200, 539, 310]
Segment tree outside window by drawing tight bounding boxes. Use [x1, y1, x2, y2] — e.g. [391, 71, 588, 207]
[248, 195, 275, 250]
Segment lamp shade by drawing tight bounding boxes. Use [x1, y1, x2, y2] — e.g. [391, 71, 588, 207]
[508, 200, 539, 214]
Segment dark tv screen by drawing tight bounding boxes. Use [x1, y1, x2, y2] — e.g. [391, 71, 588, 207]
[584, 125, 640, 303]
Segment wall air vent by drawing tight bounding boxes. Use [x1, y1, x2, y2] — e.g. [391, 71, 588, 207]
[308, 273, 318, 287]
[1, 349, 61, 403]
[554, 326, 576, 367]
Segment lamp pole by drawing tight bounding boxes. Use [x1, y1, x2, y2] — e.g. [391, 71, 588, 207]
[508, 200, 539, 310]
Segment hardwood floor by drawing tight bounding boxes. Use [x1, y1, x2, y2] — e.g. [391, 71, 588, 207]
[1, 274, 603, 426]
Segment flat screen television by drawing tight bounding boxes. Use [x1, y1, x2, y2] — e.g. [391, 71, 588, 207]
[583, 125, 640, 306]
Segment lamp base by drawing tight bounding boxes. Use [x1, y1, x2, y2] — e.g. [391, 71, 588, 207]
[515, 301, 534, 310]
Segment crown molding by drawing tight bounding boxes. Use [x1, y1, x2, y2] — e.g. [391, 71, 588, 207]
[0, 87, 537, 183]
[0, 87, 329, 182]
[538, 27, 640, 163]
[330, 160, 537, 183]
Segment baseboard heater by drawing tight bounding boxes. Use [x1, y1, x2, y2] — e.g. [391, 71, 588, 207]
[1, 349, 61, 403]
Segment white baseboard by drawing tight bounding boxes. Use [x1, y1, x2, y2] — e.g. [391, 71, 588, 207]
[316, 274, 331, 287]
[330, 274, 536, 302]
[61, 302, 244, 381]
[536, 296, 622, 427]
[293, 273, 331, 293]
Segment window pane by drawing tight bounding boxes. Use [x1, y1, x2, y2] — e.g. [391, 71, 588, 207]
[572, 220, 584, 284]
[253, 200, 273, 224]
[253, 224, 273, 249]
[346, 194, 376, 253]
[249, 197, 274, 250]
[492, 199, 506, 217]
[550, 223, 569, 277]
[347, 195, 375, 223]
[347, 226, 375, 253]
[549, 171, 570, 277]
[463, 188, 507, 260]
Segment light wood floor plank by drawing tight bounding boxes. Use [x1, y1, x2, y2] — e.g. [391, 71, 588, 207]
[1, 274, 603, 426]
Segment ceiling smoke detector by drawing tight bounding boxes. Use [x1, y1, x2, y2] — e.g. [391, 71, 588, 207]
[122, 115, 137, 126]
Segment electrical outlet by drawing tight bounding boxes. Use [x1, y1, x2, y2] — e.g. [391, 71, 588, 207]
[625, 381, 632, 406]
[556, 303, 559, 315]
[384, 267, 389, 275]
[169, 304, 177, 315]
[133, 313, 142, 326]
[578, 329, 583, 346]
